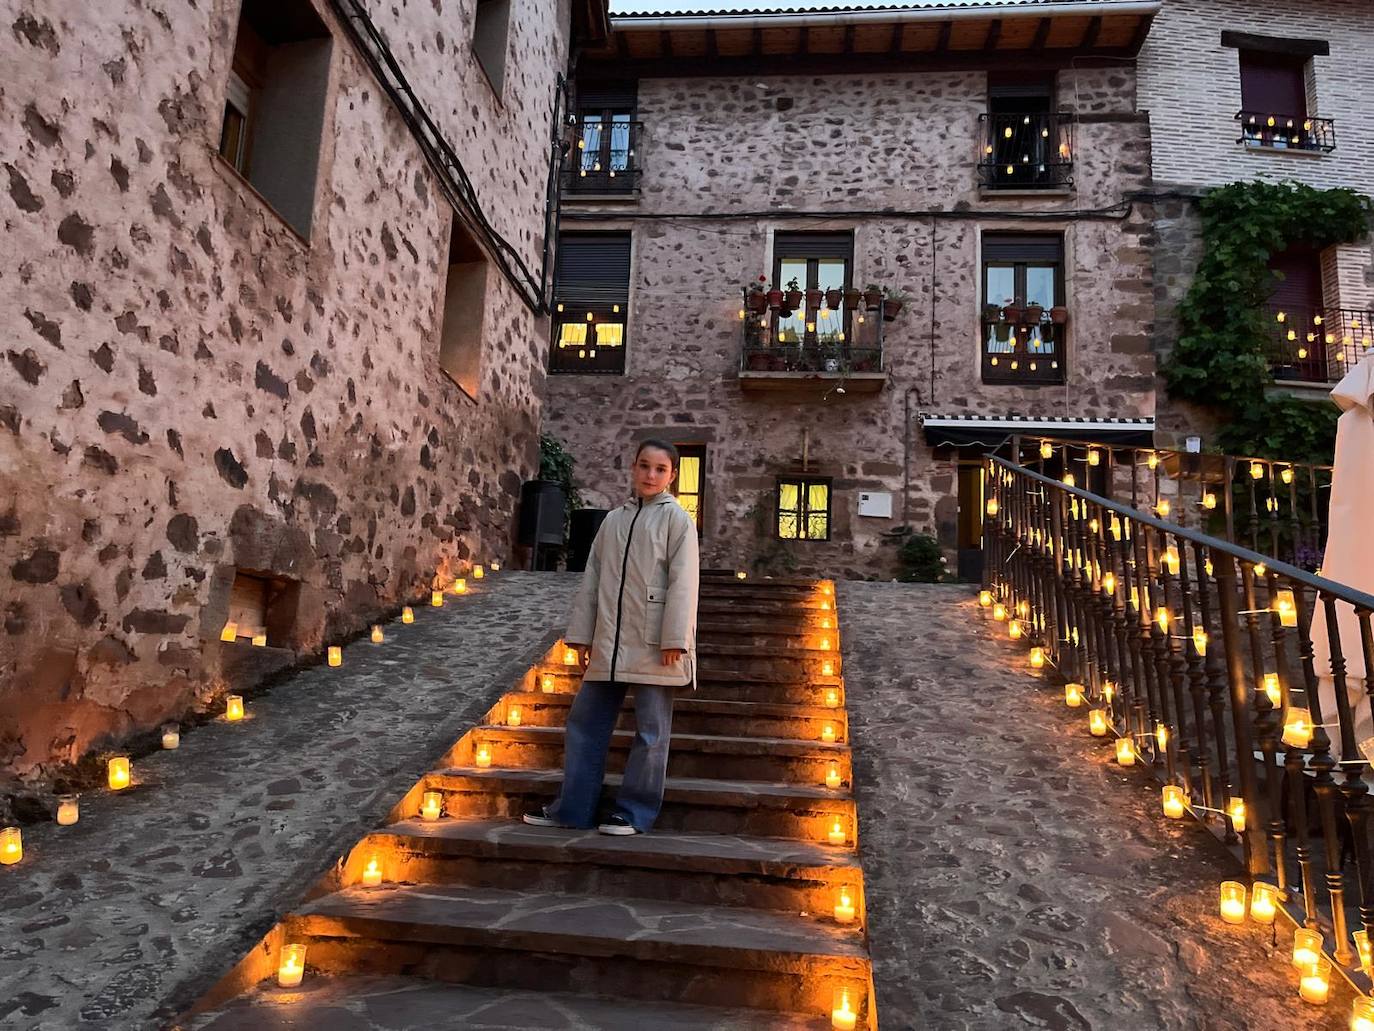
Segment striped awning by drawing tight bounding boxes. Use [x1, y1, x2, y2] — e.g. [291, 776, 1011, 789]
[920, 414, 1155, 448]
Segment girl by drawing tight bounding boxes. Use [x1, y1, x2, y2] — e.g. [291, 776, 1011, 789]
[524, 439, 700, 835]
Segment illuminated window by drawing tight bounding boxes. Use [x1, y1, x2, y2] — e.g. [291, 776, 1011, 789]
[672, 446, 706, 534]
[551, 232, 629, 374]
[777, 478, 831, 541]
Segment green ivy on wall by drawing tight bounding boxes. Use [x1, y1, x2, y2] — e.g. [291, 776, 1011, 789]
[538, 432, 583, 529]
[1163, 180, 1372, 461]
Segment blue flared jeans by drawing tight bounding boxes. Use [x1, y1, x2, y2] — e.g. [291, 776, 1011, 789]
[547, 679, 675, 832]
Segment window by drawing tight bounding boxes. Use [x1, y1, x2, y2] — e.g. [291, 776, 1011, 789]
[772, 232, 853, 349]
[981, 233, 1065, 385]
[438, 213, 489, 397]
[569, 81, 640, 193]
[550, 233, 631, 374]
[979, 76, 1072, 190]
[777, 478, 831, 541]
[472, 0, 511, 95]
[672, 446, 706, 534]
[218, 0, 333, 237]
[224, 568, 304, 648]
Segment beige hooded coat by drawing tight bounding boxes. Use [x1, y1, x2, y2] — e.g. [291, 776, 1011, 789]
[565, 491, 700, 688]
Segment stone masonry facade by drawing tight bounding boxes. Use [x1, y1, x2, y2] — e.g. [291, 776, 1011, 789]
[1137, 0, 1374, 444]
[545, 65, 1155, 581]
[0, 0, 571, 778]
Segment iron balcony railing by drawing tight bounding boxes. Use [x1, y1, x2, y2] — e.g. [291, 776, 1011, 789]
[977, 112, 1074, 190]
[563, 119, 643, 194]
[739, 288, 885, 377]
[1264, 305, 1374, 384]
[1236, 111, 1337, 154]
[997, 436, 1333, 573]
[981, 310, 1065, 384]
[981, 455, 1374, 998]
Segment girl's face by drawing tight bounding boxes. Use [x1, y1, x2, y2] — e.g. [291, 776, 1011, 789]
[632, 447, 676, 499]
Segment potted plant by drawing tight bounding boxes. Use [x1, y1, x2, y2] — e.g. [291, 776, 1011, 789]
[862, 283, 882, 309]
[805, 285, 823, 310]
[844, 286, 862, 309]
[825, 287, 843, 310]
[784, 277, 803, 311]
[1050, 305, 1068, 325]
[881, 288, 907, 322]
[1002, 300, 1024, 325]
[746, 351, 770, 371]
[748, 276, 769, 313]
[1025, 302, 1044, 325]
[982, 303, 1002, 325]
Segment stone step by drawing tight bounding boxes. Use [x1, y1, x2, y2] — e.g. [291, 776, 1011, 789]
[698, 623, 839, 651]
[698, 645, 838, 680]
[698, 599, 837, 621]
[344, 817, 861, 915]
[465, 725, 851, 785]
[420, 767, 857, 842]
[185, 975, 837, 1030]
[493, 691, 846, 740]
[699, 584, 829, 606]
[526, 668, 844, 708]
[699, 614, 838, 635]
[285, 883, 871, 1018]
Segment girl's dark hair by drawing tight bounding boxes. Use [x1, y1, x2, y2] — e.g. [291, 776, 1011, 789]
[635, 438, 680, 473]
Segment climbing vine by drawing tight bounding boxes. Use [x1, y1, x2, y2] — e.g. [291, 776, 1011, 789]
[1163, 180, 1372, 460]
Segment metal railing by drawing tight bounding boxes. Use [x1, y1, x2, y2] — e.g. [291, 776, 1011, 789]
[562, 119, 644, 194]
[982, 454, 1374, 1000]
[981, 314, 1065, 384]
[1264, 305, 1374, 384]
[977, 112, 1074, 190]
[998, 437, 1333, 572]
[1236, 111, 1337, 154]
[739, 288, 885, 376]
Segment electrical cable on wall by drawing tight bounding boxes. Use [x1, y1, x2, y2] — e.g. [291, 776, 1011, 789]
[328, 0, 556, 313]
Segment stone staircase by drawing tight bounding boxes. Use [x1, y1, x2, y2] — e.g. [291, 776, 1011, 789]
[182, 575, 874, 1029]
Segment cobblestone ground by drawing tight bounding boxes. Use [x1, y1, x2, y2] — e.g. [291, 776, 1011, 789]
[842, 582, 1349, 1031]
[0, 573, 578, 1031]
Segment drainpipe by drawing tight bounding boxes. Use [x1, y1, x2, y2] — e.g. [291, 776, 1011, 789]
[902, 385, 924, 526]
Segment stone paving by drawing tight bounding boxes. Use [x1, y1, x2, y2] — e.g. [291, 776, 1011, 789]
[0, 573, 577, 1031]
[843, 582, 1348, 1031]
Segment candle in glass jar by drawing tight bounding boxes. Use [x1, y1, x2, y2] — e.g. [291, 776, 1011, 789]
[1029, 647, 1045, 670]
[162, 724, 180, 750]
[1008, 619, 1022, 641]
[507, 707, 523, 727]
[1250, 882, 1277, 924]
[1262, 672, 1281, 707]
[1283, 707, 1313, 749]
[825, 689, 840, 708]
[225, 695, 244, 721]
[108, 756, 131, 790]
[361, 857, 382, 888]
[57, 795, 79, 826]
[1064, 683, 1083, 708]
[431, 591, 444, 607]
[834, 887, 856, 924]
[1354, 999, 1374, 1031]
[1218, 881, 1246, 924]
[825, 765, 842, 790]
[220, 621, 238, 642]
[1116, 738, 1136, 767]
[420, 791, 443, 821]
[1227, 797, 1246, 833]
[491, 561, 501, 572]
[475, 745, 492, 768]
[822, 660, 835, 677]
[452, 578, 467, 594]
[1299, 958, 1330, 1005]
[1089, 709, 1108, 737]
[993, 603, 1007, 622]
[473, 566, 484, 580]
[402, 606, 414, 624]
[978, 590, 992, 607]
[1162, 785, 1185, 819]
[1293, 928, 1322, 968]
[328, 646, 342, 667]
[827, 819, 847, 846]
[0, 827, 21, 865]
[277, 944, 307, 988]
[251, 632, 267, 647]
[371, 625, 384, 644]
[821, 724, 837, 744]
[830, 986, 858, 1031]
[540, 675, 555, 693]
[1356, 929, 1373, 973]
[564, 647, 579, 666]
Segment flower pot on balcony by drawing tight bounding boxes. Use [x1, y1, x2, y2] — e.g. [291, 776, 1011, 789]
[748, 289, 769, 314]
[1025, 304, 1044, 325]
[853, 354, 877, 373]
[863, 288, 882, 309]
[746, 352, 770, 371]
[767, 354, 788, 371]
[882, 298, 903, 322]
[805, 288, 823, 309]
[1003, 305, 1024, 325]
[767, 289, 783, 309]
[983, 303, 1002, 323]
[1050, 306, 1069, 325]
[825, 289, 843, 310]
[844, 288, 862, 309]
[785, 289, 803, 310]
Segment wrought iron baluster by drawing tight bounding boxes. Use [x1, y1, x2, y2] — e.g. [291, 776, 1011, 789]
[1215, 552, 1266, 878]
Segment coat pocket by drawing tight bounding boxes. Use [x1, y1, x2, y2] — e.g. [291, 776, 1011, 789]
[645, 585, 666, 645]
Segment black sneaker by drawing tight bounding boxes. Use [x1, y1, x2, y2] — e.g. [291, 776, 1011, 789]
[597, 814, 640, 836]
[522, 806, 560, 828]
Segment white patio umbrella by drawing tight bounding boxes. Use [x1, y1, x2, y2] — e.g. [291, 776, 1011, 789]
[1311, 352, 1374, 755]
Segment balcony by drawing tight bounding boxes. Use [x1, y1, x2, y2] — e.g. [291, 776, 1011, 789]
[981, 306, 1066, 385]
[1264, 305, 1373, 384]
[1236, 111, 1336, 154]
[562, 119, 643, 195]
[738, 287, 887, 394]
[976, 112, 1074, 191]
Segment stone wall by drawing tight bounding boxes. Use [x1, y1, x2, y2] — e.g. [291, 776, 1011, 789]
[545, 67, 1154, 581]
[0, 0, 569, 777]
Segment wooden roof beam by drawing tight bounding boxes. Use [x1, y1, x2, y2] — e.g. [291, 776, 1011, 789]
[984, 18, 1002, 51]
[935, 20, 952, 54]
[1082, 15, 1103, 49]
[660, 28, 673, 58]
[1031, 17, 1052, 50]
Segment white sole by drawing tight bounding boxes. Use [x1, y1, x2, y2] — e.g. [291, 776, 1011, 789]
[522, 814, 559, 827]
[597, 824, 639, 835]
